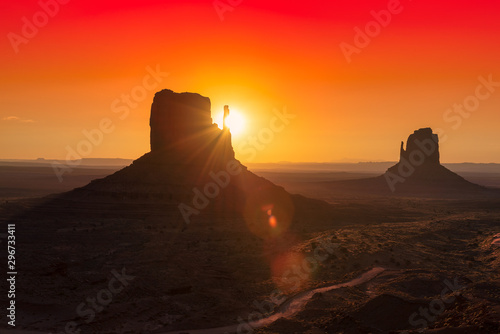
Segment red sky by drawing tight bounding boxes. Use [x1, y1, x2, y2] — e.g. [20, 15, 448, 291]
[1, 0, 500, 162]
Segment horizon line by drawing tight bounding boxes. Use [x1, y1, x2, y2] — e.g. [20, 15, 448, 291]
[1, 158, 500, 165]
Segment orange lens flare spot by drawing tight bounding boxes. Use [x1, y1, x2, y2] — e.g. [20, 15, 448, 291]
[269, 215, 277, 228]
[243, 189, 294, 239]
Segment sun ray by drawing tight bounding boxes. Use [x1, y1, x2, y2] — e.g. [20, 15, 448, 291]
[213, 108, 246, 136]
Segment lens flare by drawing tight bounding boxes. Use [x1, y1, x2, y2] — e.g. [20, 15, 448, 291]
[266, 208, 277, 228]
[268, 214, 277, 228]
[243, 186, 294, 240]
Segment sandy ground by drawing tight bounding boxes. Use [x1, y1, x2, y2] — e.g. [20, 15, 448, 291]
[0, 170, 499, 333]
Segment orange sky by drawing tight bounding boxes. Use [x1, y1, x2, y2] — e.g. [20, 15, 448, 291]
[1, 0, 500, 163]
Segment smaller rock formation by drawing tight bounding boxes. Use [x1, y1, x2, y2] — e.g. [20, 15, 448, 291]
[326, 127, 488, 198]
[399, 128, 439, 165]
[384, 127, 483, 194]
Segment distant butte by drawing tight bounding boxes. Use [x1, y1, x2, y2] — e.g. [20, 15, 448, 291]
[324, 127, 489, 198]
[398, 127, 440, 165]
[384, 127, 481, 192]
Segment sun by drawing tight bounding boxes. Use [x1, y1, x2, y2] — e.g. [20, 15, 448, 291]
[213, 108, 246, 136]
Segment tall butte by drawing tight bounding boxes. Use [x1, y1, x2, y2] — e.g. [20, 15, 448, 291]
[383, 127, 485, 194]
[73, 89, 239, 203]
[59, 89, 331, 236]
